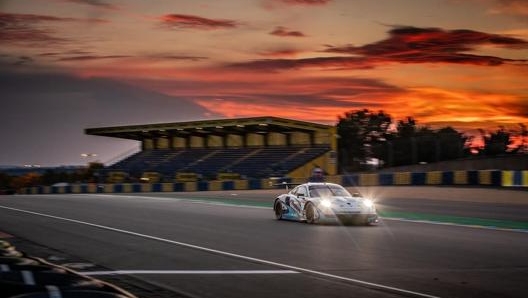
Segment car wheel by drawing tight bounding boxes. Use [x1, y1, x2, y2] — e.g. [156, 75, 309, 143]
[305, 203, 316, 224]
[274, 201, 283, 220]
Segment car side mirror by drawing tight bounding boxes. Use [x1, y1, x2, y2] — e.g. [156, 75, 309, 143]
[297, 193, 305, 198]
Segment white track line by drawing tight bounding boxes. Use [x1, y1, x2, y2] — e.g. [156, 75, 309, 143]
[381, 217, 528, 233]
[81, 270, 298, 276]
[0, 205, 440, 298]
[79, 193, 269, 209]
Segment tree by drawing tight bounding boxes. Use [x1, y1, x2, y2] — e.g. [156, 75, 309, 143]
[479, 127, 512, 156]
[384, 121, 469, 167]
[337, 109, 392, 171]
[10, 172, 42, 189]
[338, 110, 473, 170]
[79, 162, 104, 183]
[517, 123, 527, 153]
[0, 173, 12, 189]
[396, 117, 417, 138]
[436, 126, 468, 160]
[388, 117, 422, 166]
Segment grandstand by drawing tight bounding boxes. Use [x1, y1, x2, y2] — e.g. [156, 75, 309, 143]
[85, 117, 337, 182]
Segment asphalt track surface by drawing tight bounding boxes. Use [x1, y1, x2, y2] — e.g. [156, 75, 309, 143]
[0, 186, 527, 298]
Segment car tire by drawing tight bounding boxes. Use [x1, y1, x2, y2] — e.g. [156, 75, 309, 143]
[305, 203, 316, 224]
[274, 201, 283, 220]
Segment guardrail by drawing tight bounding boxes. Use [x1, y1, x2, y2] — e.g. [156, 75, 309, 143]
[20, 170, 527, 194]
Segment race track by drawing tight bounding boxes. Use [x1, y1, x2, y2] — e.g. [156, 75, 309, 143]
[1, 187, 527, 298]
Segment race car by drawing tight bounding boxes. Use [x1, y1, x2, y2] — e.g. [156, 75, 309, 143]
[273, 182, 379, 225]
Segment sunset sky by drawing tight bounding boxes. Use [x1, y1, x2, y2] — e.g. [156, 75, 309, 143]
[1, 0, 527, 166]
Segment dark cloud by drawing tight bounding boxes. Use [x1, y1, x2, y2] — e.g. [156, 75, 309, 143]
[258, 48, 304, 57]
[56, 54, 208, 63]
[160, 14, 238, 30]
[0, 12, 71, 45]
[36, 52, 207, 63]
[0, 54, 36, 66]
[13, 56, 34, 66]
[228, 55, 372, 71]
[0, 12, 107, 47]
[64, 0, 118, 10]
[40, 50, 93, 57]
[265, 0, 332, 6]
[270, 26, 306, 37]
[151, 55, 208, 61]
[324, 26, 528, 66]
[138, 76, 401, 110]
[233, 26, 528, 72]
[56, 55, 131, 61]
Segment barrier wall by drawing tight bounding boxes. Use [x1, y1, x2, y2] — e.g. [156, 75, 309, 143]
[22, 170, 527, 194]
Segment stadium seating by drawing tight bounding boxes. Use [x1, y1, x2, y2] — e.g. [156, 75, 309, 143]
[106, 146, 330, 181]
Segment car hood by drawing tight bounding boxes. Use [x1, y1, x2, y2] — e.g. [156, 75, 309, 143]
[317, 196, 358, 202]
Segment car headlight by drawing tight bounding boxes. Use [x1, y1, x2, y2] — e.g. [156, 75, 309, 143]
[362, 199, 374, 208]
[321, 199, 332, 208]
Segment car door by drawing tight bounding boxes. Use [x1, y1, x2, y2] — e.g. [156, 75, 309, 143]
[290, 185, 308, 214]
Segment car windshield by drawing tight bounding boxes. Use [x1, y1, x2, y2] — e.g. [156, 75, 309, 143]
[308, 185, 351, 198]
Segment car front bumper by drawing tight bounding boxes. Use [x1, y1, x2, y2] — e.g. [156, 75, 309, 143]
[319, 212, 379, 225]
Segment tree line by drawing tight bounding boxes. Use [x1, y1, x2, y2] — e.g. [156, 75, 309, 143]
[337, 109, 527, 172]
[0, 162, 104, 192]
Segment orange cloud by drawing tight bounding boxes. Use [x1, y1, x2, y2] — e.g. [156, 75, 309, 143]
[385, 88, 528, 130]
[74, 60, 527, 133]
[68, 26, 527, 138]
[194, 98, 343, 124]
[488, 0, 528, 19]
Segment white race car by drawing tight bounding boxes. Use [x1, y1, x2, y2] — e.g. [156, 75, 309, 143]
[273, 182, 379, 225]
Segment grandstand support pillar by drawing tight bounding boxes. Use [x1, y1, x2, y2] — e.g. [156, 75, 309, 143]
[330, 127, 337, 152]
[143, 139, 154, 150]
[242, 134, 248, 147]
[263, 133, 269, 147]
[286, 133, 292, 146]
[168, 134, 174, 149]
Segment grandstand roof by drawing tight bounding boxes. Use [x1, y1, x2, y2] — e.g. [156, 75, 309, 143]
[85, 116, 333, 141]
